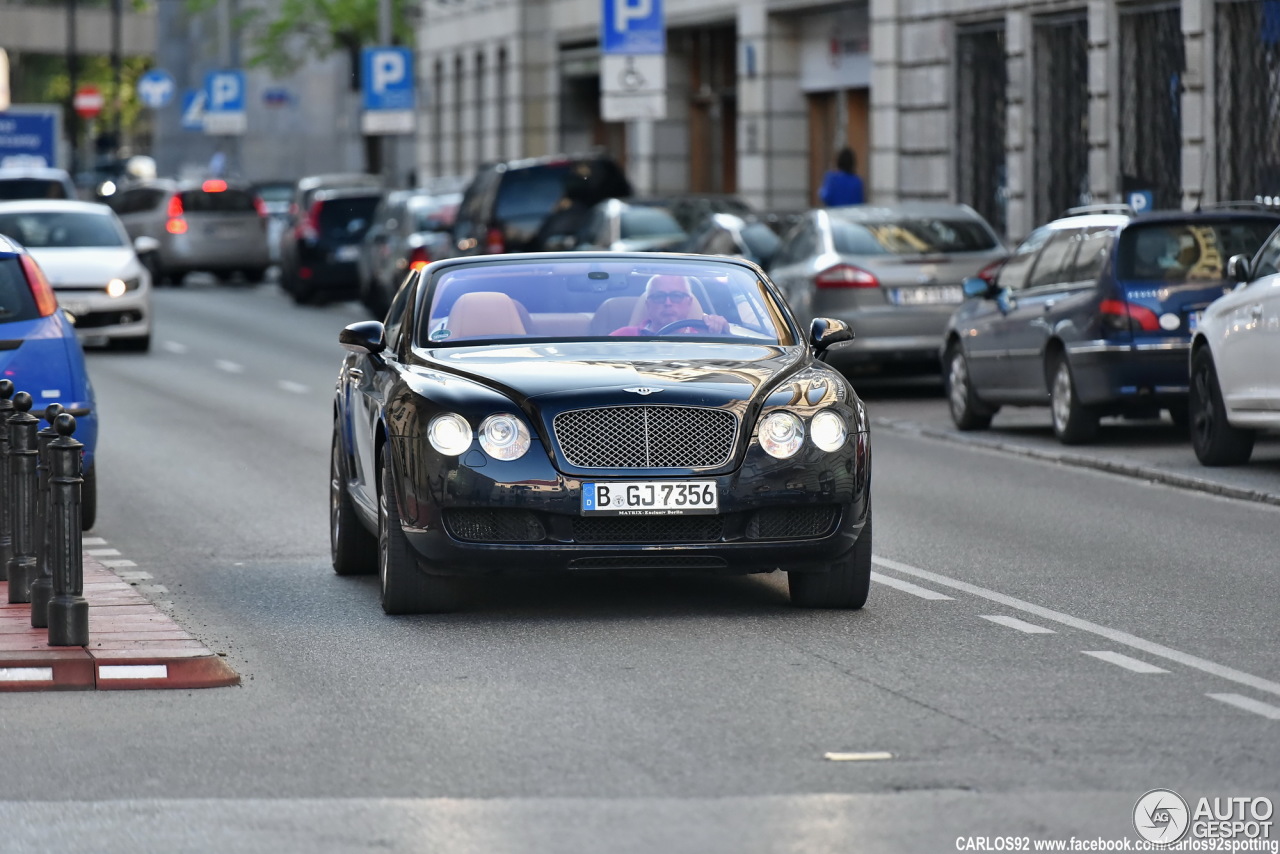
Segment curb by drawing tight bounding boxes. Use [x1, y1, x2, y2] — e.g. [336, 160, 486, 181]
[0, 556, 240, 692]
[872, 416, 1280, 508]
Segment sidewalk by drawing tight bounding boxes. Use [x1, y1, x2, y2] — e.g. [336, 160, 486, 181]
[0, 555, 240, 692]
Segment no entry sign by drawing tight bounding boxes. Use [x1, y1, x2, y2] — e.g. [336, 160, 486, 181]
[73, 85, 104, 119]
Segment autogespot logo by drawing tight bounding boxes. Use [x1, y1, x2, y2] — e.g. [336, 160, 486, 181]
[1135, 789, 1191, 844]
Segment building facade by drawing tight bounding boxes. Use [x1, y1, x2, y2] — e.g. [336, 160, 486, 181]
[417, 0, 1280, 239]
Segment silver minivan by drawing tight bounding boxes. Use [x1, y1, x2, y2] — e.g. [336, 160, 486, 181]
[768, 203, 1007, 378]
[109, 178, 272, 284]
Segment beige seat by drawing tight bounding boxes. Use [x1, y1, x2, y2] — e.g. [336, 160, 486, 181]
[446, 291, 528, 338]
[588, 296, 640, 336]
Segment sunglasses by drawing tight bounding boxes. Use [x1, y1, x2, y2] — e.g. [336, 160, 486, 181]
[646, 291, 692, 304]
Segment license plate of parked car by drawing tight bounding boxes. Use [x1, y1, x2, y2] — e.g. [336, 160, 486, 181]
[335, 245, 361, 262]
[889, 285, 964, 305]
[1188, 310, 1203, 331]
[581, 481, 718, 515]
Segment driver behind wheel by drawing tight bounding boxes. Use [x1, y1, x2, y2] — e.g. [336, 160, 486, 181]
[610, 274, 729, 336]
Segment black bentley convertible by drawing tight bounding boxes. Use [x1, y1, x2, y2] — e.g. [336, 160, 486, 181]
[331, 252, 872, 613]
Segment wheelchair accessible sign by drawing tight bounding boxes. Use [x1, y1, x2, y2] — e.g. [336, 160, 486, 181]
[361, 47, 415, 135]
[600, 0, 666, 121]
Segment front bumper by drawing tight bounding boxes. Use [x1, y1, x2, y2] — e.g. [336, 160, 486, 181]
[1066, 339, 1191, 406]
[56, 291, 150, 341]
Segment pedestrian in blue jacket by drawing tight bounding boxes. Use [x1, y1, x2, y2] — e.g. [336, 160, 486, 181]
[819, 147, 864, 207]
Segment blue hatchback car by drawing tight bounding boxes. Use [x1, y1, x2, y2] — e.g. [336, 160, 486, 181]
[0, 233, 98, 527]
[942, 205, 1280, 444]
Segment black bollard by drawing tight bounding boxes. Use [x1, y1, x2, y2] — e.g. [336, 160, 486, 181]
[29, 403, 64, 629]
[0, 379, 13, 581]
[47, 413, 88, 647]
[6, 393, 38, 605]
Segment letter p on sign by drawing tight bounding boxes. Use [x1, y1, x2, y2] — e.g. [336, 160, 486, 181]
[373, 52, 405, 94]
[614, 0, 652, 33]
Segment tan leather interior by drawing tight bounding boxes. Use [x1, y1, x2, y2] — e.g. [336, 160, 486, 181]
[588, 297, 640, 336]
[446, 291, 528, 338]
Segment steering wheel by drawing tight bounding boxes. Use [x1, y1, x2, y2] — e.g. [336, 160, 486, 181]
[657, 318, 710, 335]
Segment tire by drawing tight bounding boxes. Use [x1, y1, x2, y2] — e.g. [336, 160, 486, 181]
[379, 455, 460, 614]
[109, 333, 151, 353]
[330, 431, 377, 576]
[1048, 354, 1098, 445]
[945, 343, 996, 430]
[241, 267, 268, 284]
[788, 502, 872, 609]
[1189, 348, 1255, 466]
[81, 462, 97, 531]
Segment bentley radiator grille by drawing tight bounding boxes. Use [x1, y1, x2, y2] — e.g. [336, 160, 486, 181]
[553, 406, 737, 468]
[444, 509, 546, 543]
[572, 515, 725, 543]
[746, 506, 839, 540]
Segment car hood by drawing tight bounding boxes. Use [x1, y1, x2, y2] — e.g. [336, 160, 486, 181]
[416, 341, 810, 410]
[26, 248, 140, 286]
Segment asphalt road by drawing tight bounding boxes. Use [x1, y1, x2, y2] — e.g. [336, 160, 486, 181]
[1, 279, 1276, 853]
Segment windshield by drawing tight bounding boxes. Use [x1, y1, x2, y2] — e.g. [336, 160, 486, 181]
[1116, 220, 1278, 281]
[0, 210, 126, 248]
[410, 193, 460, 231]
[420, 258, 793, 346]
[620, 207, 684, 239]
[831, 216, 999, 255]
[0, 178, 70, 200]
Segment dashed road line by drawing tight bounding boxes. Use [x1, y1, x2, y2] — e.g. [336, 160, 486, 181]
[1082, 651, 1169, 674]
[162, 341, 188, 354]
[873, 554, 1280, 699]
[1207, 693, 1280, 721]
[870, 572, 953, 601]
[214, 359, 244, 374]
[979, 615, 1055, 634]
[277, 380, 309, 394]
[823, 752, 893, 762]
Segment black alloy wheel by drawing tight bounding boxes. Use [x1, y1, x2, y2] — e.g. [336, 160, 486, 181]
[788, 502, 872, 609]
[378, 455, 461, 614]
[945, 344, 996, 431]
[1189, 348, 1255, 466]
[330, 431, 377, 576]
[1048, 354, 1098, 445]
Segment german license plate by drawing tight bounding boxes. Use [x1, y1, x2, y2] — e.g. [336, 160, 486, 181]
[1188, 310, 1203, 331]
[581, 481, 718, 516]
[335, 245, 361, 262]
[60, 300, 90, 318]
[890, 285, 964, 305]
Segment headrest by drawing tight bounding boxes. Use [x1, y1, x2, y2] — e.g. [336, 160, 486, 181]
[447, 291, 528, 338]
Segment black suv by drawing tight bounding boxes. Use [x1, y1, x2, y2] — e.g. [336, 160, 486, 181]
[943, 204, 1280, 444]
[448, 153, 631, 257]
[279, 186, 383, 304]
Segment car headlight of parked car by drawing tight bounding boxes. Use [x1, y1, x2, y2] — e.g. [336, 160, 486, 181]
[427, 412, 473, 456]
[106, 276, 141, 297]
[809, 409, 849, 452]
[758, 411, 806, 459]
[478, 413, 531, 460]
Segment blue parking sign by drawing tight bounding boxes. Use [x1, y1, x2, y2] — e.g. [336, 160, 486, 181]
[601, 0, 665, 55]
[204, 70, 245, 113]
[362, 47, 415, 112]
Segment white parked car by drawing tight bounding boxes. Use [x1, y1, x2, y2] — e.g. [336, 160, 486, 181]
[1188, 234, 1280, 465]
[0, 200, 154, 351]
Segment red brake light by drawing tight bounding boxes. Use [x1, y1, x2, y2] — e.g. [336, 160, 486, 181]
[815, 264, 879, 289]
[253, 196, 269, 218]
[976, 259, 1005, 285]
[19, 255, 58, 317]
[166, 195, 188, 234]
[1100, 299, 1161, 332]
[202, 179, 227, 193]
[300, 201, 323, 241]
[485, 227, 505, 255]
[167, 195, 183, 217]
[408, 246, 430, 271]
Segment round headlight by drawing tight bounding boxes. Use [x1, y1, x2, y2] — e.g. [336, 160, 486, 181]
[106, 278, 128, 298]
[427, 413, 472, 456]
[479, 413, 531, 460]
[810, 409, 848, 452]
[758, 411, 805, 459]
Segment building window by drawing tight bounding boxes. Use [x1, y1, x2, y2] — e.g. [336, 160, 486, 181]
[497, 47, 508, 161]
[476, 51, 487, 164]
[1216, 0, 1280, 200]
[1119, 5, 1184, 210]
[433, 59, 444, 179]
[454, 55, 465, 173]
[956, 22, 1008, 236]
[1033, 12, 1090, 222]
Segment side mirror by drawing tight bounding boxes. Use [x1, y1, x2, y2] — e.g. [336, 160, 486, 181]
[809, 317, 854, 351]
[339, 320, 386, 355]
[963, 276, 996, 299]
[1226, 254, 1252, 284]
[133, 235, 160, 256]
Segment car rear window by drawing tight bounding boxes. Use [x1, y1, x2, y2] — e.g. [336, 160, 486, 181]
[1116, 220, 1279, 281]
[0, 179, 70, 200]
[494, 165, 575, 222]
[0, 257, 40, 324]
[0, 211, 126, 248]
[178, 189, 258, 213]
[831, 217, 999, 255]
[620, 207, 684, 239]
[318, 197, 381, 237]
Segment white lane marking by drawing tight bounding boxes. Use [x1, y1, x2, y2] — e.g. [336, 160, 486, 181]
[0, 667, 54, 682]
[98, 559, 137, 568]
[980, 615, 1056, 634]
[1208, 693, 1280, 721]
[870, 572, 953, 601]
[98, 664, 168, 680]
[82, 537, 108, 546]
[824, 752, 893, 762]
[277, 380, 309, 394]
[162, 341, 188, 354]
[873, 555, 1280, 699]
[214, 359, 244, 374]
[86, 548, 121, 557]
[1082, 651, 1169, 674]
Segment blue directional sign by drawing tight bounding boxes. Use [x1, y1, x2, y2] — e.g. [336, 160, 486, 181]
[204, 70, 245, 113]
[0, 110, 58, 168]
[180, 89, 205, 132]
[362, 47, 415, 112]
[137, 69, 176, 109]
[601, 0, 665, 55]
[1128, 190, 1154, 214]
